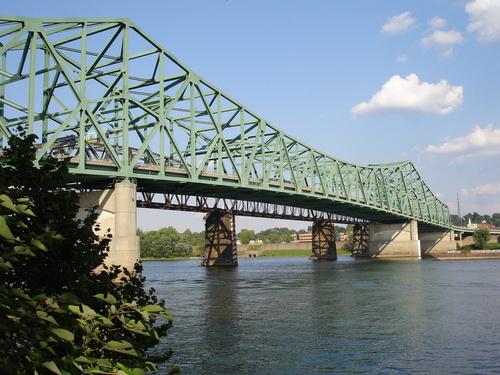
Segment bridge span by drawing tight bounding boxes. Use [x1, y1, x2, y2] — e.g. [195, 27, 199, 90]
[0, 16, 460, 267]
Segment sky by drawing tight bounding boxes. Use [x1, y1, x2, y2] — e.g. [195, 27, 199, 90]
[3, 0, 499, 232]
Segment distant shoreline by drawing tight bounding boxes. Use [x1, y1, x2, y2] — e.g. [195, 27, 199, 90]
[430, 250, 500, 261]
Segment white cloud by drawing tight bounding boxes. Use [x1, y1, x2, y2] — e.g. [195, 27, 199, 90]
[429, 16, 447, 30]
[425, 124, 500, 155]
[440, 47, 455, 59]
[396, 54, 408, 63]
[420, 15, 463, 58]
[421, 30, 464, 48]
[381, 11, 416, 34]
[351, 74, 463, 117]
[466, 0, 500, 43]
[461, 182, 500, 199]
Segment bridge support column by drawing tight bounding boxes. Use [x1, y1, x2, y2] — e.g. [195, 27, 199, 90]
[367, 221, 420, 258]
[309, 220, 337, 261]
[202, 210, 238, 267]
[78, 181, 140, 271]
[351, 224, 369, 257]
[420, 230, 456, 255]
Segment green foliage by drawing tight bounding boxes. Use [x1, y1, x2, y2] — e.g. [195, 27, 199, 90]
[462, 212, 500, 227]
[255, 228, 297, 244]
[450, 214, 463, 226]
[473, 228, 491, 250]
[0, 131, 175, 374]
[238, 229, 255, 244]
[138, 226, 203, 258]
[459, 243, 500, 251]
[246, 245, 261, 251]
[261, 249, 312, 257]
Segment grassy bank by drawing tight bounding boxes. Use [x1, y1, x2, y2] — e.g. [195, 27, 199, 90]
[459, 243, 500, 251]
[141, 248, 353, 260]
[261, 248, 352, 257]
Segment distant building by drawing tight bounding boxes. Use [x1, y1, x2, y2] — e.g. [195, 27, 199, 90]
[298, 233, 313, 242]
[297, 232, 345, 242]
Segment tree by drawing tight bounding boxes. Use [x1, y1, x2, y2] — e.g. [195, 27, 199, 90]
[0, 131, 176, 374]
[138, 227, 196, 258]
[473, 228, 490, 250]
[493, 213, 500, 228]
[283, 231, 296, 243]
[450, 214, 463, 226]
[238, 229, 255, 244]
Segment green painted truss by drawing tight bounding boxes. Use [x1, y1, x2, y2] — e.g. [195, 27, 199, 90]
[0, 16, 451, 229]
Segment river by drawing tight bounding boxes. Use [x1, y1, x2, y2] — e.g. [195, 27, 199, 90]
[143, 256, 500, 374]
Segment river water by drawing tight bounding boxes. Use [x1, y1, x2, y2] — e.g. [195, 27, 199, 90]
[143, 256, 500, 374]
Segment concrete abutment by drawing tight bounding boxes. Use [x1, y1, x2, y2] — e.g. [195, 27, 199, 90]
[419, 230, 456, 254]
[367, 221, 421, 258]
[78, 181, 140, 271]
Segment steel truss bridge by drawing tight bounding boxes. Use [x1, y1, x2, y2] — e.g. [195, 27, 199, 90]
[0, 16, 451, 230]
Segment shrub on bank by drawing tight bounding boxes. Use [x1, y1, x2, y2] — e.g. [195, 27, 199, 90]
[459, 243, 500, 251]
[0, 131, 176, 374]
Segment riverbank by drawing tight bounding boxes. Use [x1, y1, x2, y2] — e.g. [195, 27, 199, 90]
[430, 250, 500, 260]
[141, 248, 352, 261]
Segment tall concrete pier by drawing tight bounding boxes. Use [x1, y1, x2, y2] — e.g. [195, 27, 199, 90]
[78, 181, 140, 271]
[420, 230, 456, 254]
[367, 221, 421, 258]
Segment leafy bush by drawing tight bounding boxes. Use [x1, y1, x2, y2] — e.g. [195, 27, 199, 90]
[0, 131, 176, 374]
[473, 228, 491, 250]
[138, 227, 201, 258]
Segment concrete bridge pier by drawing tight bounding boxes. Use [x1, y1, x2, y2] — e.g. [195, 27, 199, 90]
[309, 219, 337, 261]
[367, 221, 421, 258]
[420, 230, 456, 255]
[78, 180, 140, 271]
[202, 210, 238, 267]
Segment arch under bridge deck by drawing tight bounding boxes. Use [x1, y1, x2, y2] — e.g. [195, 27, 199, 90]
[0, 15, 451, 231]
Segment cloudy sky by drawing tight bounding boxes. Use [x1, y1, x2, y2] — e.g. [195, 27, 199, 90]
[3, 0, 499, 232]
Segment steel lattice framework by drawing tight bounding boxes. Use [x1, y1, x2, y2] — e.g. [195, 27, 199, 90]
[0, 16, 451, 229]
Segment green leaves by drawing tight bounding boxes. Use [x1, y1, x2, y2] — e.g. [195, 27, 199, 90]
[41, 361, 63, 375]
[94, 293, 118, 305]
[30, 239, 48, 251]
[103, 340, 139, 357]
[0, 215, 15, 241]
[0, 194, 35, 216]
[0, 194, 18, 212]
[0, 134, 174, 375]
[49, 327, 74, 342]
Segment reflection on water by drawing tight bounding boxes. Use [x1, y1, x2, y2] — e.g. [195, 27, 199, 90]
[144, 257, 500, 374]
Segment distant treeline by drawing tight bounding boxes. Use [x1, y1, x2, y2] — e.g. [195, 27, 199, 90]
[138, 227, 204, 258]
[451, 213, 500, 227]
[138, 213, 500, 259]
[138, 225, 349, 258]
[237, 226, 348, 245]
